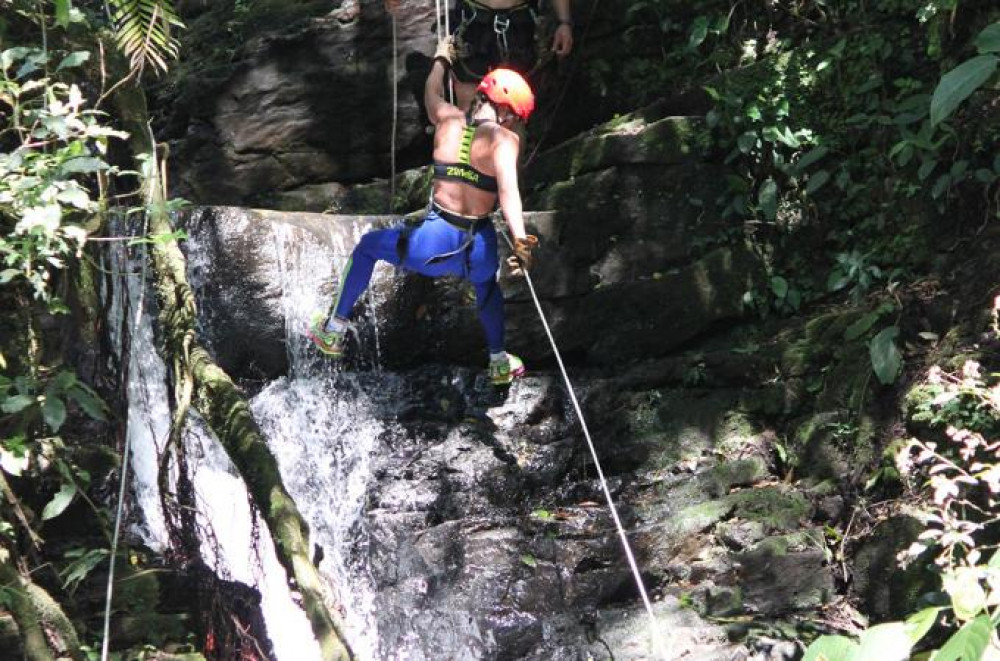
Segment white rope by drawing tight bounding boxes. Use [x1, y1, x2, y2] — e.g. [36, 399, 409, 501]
[498, 227, 673, 660]
[101, 224, 148, 661]
[101, 123, 158, 661]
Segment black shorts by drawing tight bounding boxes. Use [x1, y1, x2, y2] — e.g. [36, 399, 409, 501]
[451, 0, 538, 83]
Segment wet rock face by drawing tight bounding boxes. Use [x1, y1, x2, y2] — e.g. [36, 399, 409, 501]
[341, 368, 744, 660]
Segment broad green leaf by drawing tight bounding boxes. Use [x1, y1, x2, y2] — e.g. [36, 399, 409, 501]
[50, 371, 77, 393]
[56, 51, 89, 71]
[42, 396, 67, 432]
[60, 547, 109, 592]
[54, 0, 72, 28]
[759, 179, 778, 221]
[738, 131, 758, 154]
[944, 568, 988, 621]
[870, 326, 902, 385]
[0, 269, 20, 284]
[974, 22, 1000, 54]
[60, 157, 109, 175]
[931, 615, 992, 661]
[989, 549, 1000, 569]
[806, 170, 830, 195]
[932, 174, 951, 199]
[689, 16, 709, 48]
[770, 275, 789, 299]
[56, 186, 92, 210]
[520, 554, 538, 568]
[905, 607, 942, 644]
[2, 394, 34, 414]
[802, 634, 858, 661]
[856, 623, 912, 661]
[797, 146, 830, 172]
[976, 168, 996, 183]
[930, 55, 999, 126]
[68, 386, 107, 422]
[42, 482, 77, 520]
[918, 160, 938, 181]
[845, 311, 881, 341]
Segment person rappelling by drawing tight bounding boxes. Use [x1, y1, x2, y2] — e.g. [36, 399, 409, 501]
[448, 0, 574, 109]
[307, 39, 539, 386]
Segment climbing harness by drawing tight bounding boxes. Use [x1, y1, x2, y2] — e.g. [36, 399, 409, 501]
[498, 224, 674, 660]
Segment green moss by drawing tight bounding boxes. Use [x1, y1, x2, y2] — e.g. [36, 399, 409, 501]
[704, 457, 768, 497]
[725, 486, 810, 532]
[667, 499, 735, 537]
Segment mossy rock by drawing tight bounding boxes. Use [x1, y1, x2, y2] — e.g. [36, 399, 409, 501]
[790, 411, 878, 482]
[724, 485, 811, 532]
[852, 515, 939, 620]
[666, 499, 735, 539]
[702, 457, 768, 497]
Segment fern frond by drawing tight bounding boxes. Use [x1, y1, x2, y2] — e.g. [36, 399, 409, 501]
[109, 0, 185, 77]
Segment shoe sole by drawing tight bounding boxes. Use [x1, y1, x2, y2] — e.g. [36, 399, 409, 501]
[491, 364, 526, 386]
[305, 327, 343, 358]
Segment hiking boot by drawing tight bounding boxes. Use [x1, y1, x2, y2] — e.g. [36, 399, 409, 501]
[307, 313, 347, 358]
[489, 353, 526, 386]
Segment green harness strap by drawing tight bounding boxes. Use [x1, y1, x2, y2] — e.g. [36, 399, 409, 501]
[457, 123, 476, 165]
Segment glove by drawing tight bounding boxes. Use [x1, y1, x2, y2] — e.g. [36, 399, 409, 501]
[434, 36, 456, 67]
[506, 235, 538, 276]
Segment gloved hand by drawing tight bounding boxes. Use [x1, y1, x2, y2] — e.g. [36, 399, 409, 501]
[507, 235, 538, 276]
[434, 36, 456, 67]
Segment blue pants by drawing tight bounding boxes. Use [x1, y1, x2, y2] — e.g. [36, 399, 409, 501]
[331, 210, 506, 354]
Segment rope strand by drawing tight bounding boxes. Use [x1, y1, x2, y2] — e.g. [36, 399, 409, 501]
[498, 226, 673, 660]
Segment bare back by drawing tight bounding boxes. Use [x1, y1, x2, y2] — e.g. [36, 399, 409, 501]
[432, 115, 512, 217]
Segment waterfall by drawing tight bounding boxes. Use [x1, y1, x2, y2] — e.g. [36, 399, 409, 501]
[107, 218, 326, 661]
[112, 206, 497, 660]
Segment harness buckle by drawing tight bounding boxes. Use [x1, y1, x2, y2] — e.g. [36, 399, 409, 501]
[493, 14, 510, 35]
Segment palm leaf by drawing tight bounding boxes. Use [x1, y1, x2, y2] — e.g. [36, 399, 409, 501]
[108, 0, 185, 76]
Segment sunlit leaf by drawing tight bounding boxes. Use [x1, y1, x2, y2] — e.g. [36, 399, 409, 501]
[54, 0, 72, 28]
[56, 51, 89, 71]
[802, 634, 858, 661]
[856, 623, 911, 661]
[42, 482, 77, 520]
[905, 607, 941, 644]
[931, 615, 992, 661]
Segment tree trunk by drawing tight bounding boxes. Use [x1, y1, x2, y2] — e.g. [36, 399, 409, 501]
[0, 559, 56, 661]
[110, 76, 354, 661]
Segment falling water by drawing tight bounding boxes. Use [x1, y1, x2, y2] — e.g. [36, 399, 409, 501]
[107, 219, 324, 661]
[114, 206, 494, 660]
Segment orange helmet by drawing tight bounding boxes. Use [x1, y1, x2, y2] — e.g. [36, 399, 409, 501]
[476, 68, 535, 122]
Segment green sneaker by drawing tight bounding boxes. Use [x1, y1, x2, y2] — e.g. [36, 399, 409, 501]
[489, 353, 526, 386]
[307, 313, 347, 358]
